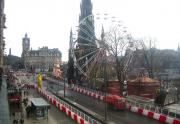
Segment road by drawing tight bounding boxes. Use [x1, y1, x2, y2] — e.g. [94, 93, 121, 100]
[27, 88, 76, 124]
[45, 79, 162, 124]
[8, 82, 75, 124]
[0, 78, 11, 124]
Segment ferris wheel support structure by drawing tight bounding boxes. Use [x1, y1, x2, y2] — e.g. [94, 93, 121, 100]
[70, 14, 139, 94]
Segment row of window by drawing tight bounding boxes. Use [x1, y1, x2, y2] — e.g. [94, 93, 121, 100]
[25, 53, 61, 57]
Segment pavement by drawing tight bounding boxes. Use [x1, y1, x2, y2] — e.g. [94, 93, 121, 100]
[24, 89, 74, 124]
[9, 83, 75, 124]
[2, 73, 76, 124]
[0, 78, 11, 124]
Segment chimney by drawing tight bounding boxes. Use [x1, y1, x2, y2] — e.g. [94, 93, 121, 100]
[9, 48, 11, 56]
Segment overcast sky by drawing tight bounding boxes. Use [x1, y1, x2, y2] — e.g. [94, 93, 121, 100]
[4, 0, 180, 61]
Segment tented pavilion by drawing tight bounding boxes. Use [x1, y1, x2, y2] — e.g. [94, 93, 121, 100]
[127, 76, 160, 99]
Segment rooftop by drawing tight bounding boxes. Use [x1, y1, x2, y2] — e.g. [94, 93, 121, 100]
[30, 98, 50, 107]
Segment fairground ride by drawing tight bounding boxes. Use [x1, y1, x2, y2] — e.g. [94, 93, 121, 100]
[70, 14, 138, 87]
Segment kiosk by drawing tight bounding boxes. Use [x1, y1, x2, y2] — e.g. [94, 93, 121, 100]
[30, 98, 50, 119]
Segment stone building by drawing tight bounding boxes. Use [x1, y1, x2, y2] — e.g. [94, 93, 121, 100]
[0, 0, 6, 66]
[21, 33, 62, 72]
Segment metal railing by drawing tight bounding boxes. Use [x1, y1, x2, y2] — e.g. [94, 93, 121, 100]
[19, 74, 180, 121]
[126, 97, 180, 120]
[17, 74, 105, 124]
[46, 89, 105, 124]
[45, 77, 107, 97]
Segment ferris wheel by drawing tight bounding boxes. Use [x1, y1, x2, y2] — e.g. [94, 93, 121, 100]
[71, 14, 136, 79]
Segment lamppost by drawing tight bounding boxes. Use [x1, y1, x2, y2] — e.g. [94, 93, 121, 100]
[104, 52, 108, 121]
[64, 77, 66, 98]
[100, 25, 108, 121]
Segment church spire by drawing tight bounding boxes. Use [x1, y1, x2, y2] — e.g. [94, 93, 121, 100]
[69, 28, 73, 59]
[101, 25, 105, 40]
[25, 32, 28, 38]
[78, 0, 94, 45]
[178, 43, 180, 52]
[67, 29, 75, 84]
[79, 0, 93, 22]
[9, 48, 11, 56]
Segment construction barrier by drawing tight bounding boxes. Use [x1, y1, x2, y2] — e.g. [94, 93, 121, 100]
[36, 86, 88, 124]
[25, 84, 180, 124]
[35, 86, 103, 124]
[74, 86, 105, 101]
[126, 104, 180, 124]
[15, 74, 103, 124]
[74, 85, 180, 124]
[17, 74, 180, 124]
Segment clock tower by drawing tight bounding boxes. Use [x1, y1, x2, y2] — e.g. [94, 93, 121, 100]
[22, 33, 30, 53]
[21, 33, 30, 67]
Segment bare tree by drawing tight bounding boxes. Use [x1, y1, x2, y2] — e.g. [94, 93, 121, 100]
[135, 38, 157, 78]
[104, 25, 134, 96]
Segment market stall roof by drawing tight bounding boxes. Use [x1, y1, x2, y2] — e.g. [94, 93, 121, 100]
[129, 76, 159, 83]
[8, 95, 21, 103]
[30, 98, 50, 107]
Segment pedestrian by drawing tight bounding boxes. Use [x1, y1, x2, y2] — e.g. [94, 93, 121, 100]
[23, 98, 27, 107]
[13, 119, 18, 124]
[23, 90, 26, 96]
[21, 112, 24, 119]
[20, 118, 24, 124]
[26, 90, 29, 96]
[17, 101, 20, 109]
[13, 119, 16, 124]
[25, 107, 28, 118]
[12, 112, 15, 118]
[0, 67, 3, 89]
[16, 119, 19, 124]
[26, 106, 30, 118]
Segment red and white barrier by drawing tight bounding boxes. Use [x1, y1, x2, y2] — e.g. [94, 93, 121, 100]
[126, 104, 180, 124]
[37, 87, 89, 124]
[15, 75, 90, 124]
[74, 87, 105, 101]
[74, 86, 180, 124]
[22, 76, 179, 124]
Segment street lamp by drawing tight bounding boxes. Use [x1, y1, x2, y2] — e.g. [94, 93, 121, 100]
[64, 77, 66, 98]
[100, 25, 108, 121]
[104, 53, 108, 121]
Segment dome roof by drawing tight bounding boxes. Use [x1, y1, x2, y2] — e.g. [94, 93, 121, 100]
[129, 76, 159, 83]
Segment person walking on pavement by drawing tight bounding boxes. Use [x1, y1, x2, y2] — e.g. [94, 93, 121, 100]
[12, 112, 15, 117]
[0, 67, 3, 90]
[13, 119, 16, 124]
[20, 118, 24, 124]
[13, 119, 18, 124]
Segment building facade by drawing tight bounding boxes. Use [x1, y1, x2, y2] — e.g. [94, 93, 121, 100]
[0, 0, 6, 66]
[22, 34, 62, 72]
[21, 33, 30, 64]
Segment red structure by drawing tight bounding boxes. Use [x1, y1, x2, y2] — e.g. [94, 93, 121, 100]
[8, 95, 21, 103]
[108, 80, 120, 95]
[105, 95, 126, 110]
[107, 76, 160, 99]
[127, 76, 160, 99]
